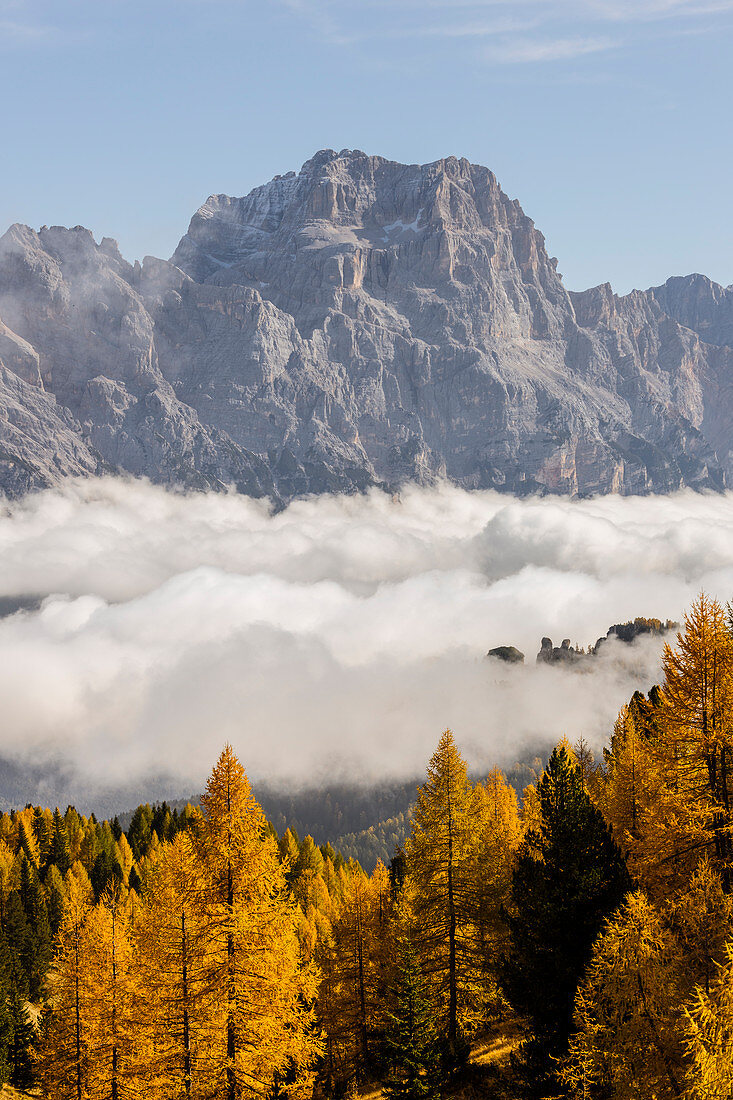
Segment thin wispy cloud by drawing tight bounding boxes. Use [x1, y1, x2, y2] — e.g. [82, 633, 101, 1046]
[393, 18, 542, 40]
[0, 0, 90, 51]
[278, 0, 733, 62]
[0, 18, 55, 44]
[336, 0, 733, 14]
[278, 0, 353, 45]
[590, 0, 733, 19]
[485, 34, 616, 63]
[302, 15, 542, 45]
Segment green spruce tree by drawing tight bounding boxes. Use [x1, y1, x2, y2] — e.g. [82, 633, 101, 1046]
[0, 930, 15, 1088]
[90, 849, 124, 901]
[3, 892, 30, 1001]
[384, 929, 441, 1100]
[0, 925, 34, 1090]
[48, 809, 71, 875]
[18, 819, 39, 871]
[7, 987, 34, 1089]
[500, 743, 631, 1095]
[33, 808, 51, 870]
[127, 804, 153, 861]
[19, 857, 53, 999]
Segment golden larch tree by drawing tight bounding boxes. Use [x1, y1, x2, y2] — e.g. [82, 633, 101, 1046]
[35, 870, 95, 1099]
[600, 701, 673, 892]
[134, 830, 215, 1098]
[655, 593, 733, 888]
[82, 886, 139, 1100]
[601, 704, 648, 851]
[565, 857, 733, 1099]
[197, 744, 320, 1100]
[405, 729, 487, 1058]
[521, 781, 541, 834]
[672, 860, 733, 998]
[316, 861, 393, 1086]
[564, 890, 685, 1100]
[472, 767, 522, 987]
[683, 940, 733, 1099]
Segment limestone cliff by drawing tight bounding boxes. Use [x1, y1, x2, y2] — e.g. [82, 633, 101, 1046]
[0, 149, 730, 498]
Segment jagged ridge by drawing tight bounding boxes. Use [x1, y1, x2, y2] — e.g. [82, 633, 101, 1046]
[0, 148, 731, 500]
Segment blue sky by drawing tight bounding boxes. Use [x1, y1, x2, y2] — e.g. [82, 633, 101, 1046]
[1, 0, 731, 293]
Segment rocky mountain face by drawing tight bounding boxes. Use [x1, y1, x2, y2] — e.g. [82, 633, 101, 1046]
[0, 148, 731, 500]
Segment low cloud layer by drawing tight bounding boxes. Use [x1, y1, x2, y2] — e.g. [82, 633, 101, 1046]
[1, 479, 732, 809]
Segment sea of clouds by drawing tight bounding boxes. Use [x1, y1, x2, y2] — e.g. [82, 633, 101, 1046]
[1, 478, 733, 808]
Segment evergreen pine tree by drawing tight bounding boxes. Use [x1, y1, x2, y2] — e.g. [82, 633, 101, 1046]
[18, 818, 40, 870]
[152, 802, 174, 844]
[49, 809, 71, 875]
[7, 986, 34, 1089]
[384, 928, 441, 1100]
[0, 930, 14, 1088]
[90, 849, 124, 901]
[33, 808, 51, 873]
[3, 891, 30, 1000]
[500, 742, 631, 1095]
[19, 856, 53, 998]
[127, 804, 154, 861]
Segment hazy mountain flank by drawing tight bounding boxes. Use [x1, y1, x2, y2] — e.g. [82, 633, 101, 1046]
[0, 149, 731, 500]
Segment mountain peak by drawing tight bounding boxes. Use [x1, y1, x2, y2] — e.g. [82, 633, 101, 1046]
[170, 150, 538, 296]
[0, 152, 731, 502]
[650, 272, 733, 349]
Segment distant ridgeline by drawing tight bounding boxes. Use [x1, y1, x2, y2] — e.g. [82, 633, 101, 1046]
[112, 786, 413, 872]
[254, 758, 543, 870]
[124, 757, 545, 873]
[487, 617, 678, 667]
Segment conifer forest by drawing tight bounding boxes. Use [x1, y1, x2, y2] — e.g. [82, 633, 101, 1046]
[2, 592, 733, 1099]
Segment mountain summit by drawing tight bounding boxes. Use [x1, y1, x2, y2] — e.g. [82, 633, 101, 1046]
[0, 149, 731, 500]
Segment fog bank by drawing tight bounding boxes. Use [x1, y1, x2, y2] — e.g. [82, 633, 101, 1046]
[0, 479, 731, 807]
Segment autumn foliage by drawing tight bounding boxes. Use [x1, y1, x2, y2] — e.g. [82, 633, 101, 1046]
[3, 592, 733, 1098]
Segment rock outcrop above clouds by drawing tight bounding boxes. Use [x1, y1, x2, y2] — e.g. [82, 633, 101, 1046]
[0, 149, 731, 499]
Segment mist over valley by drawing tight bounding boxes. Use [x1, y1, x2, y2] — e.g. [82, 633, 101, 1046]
[0, 479, 730, 814]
